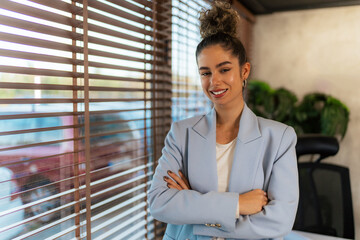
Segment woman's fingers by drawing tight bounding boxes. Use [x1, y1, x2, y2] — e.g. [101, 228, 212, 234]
[163, 170, 190, 190]
[178, 170, 190, 189]
[260, 190, 268, 206]
[168, 170, 189, 190]
[165, 177, 182, 190]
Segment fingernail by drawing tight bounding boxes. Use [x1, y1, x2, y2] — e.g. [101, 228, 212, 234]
[167, 183, 170, 188]
[163, 176, 168, 181]
[167, 170, 172, 175]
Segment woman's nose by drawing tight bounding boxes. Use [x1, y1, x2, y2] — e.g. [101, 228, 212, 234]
[210, 72, 221, 86]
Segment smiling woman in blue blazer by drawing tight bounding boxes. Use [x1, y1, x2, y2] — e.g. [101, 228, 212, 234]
[148, 2, 299, 240]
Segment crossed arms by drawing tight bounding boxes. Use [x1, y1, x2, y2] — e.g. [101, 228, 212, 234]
[148, 122, 299, 239]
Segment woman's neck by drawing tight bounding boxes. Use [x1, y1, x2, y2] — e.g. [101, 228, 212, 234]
[215, 101, 244, 129]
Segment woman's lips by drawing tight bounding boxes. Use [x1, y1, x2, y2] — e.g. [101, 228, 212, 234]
[210, 89, 228, 98]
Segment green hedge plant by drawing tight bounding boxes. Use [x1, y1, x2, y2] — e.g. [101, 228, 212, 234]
[246, 80, 350, 139]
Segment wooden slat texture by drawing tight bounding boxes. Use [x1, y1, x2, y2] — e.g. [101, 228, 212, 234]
[0, 32, 82, 53]
[0, 0, 174, 239]
[1, 0, 82, 27]
[0, 14, 82, 40]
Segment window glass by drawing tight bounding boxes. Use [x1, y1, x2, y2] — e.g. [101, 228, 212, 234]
[171, 0, 212, 122]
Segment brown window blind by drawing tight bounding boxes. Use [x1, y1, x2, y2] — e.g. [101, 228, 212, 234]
[171, 0, 212, 122]
[0, 0, 171, 239]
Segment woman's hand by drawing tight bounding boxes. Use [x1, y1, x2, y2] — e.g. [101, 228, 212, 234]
[164, 170, 191, 190]
[238, 189, 268, 215]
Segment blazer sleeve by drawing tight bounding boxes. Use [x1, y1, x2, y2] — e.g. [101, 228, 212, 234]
[148, 122, 239, 232]
[193, 126, 299, 239]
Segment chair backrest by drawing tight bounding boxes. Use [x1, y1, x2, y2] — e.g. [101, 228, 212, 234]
[293, 135, 355, 239]
[296, 135, 339, 162]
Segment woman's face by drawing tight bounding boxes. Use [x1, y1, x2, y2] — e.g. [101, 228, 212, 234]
[197, 44, 250, 109]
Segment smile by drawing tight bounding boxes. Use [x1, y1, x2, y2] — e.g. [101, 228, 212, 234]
[210, 89, 228, 97]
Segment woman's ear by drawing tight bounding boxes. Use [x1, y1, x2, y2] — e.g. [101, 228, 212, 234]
[241, 62, 251, 79]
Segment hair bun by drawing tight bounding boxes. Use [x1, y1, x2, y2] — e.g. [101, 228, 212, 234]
[199, 1, 240, 39]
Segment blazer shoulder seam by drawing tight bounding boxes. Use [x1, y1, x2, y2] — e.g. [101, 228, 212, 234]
[273, 126, 291, 162]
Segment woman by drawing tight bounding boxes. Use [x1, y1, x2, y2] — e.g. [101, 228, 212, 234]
[148, 2, 298, 239]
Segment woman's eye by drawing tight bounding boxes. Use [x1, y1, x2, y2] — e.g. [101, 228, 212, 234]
[201, 72, 211, 77]
[220, 68, 230, 73]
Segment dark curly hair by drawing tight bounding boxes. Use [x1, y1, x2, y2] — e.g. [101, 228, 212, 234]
[196, 1, 248, 66]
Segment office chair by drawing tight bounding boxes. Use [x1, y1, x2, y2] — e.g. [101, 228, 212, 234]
[293, 135, 355, 239]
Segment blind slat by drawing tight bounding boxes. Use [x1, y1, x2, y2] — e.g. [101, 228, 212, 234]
[92, 194, 146, 224]
[0, 112, 76, 120]
[30, 0, 83, 15]
[0, 124, 80, 136]
[107, 0, 152, 17]
[117, 219, 148, 240]
[0, 66, 82, 78]
[0, 187, 76, 218]
[0, 82, 79, 91]
[88, 60, 169, 74]
[87, 0, 169, 31]
[88, 73, 169, 83]
[88, 0, 152, 27]
[0, 199, 76, 234]
[0, 48, 77, 65]
[0, 106, 171, 120]
[87, 10, 155, 40]
[0, 151, 77, 169]
[0, 97, 173, 104]
[87, 35, 148, 56]
[87, 48, 156, 64]
[0, 137, 77, 152]
[93, 209, 147, 240]
[1, 0, 81, 27]
[91, 171, 153, 200]
[43, 225, 78, 240]
[0, 14, 81, 40]
[91, 163, 152, 188]
[0, 32, 82, 53]
[91, 182, 151, 211]
[88, 23, 149, 46]
[0, 81, 170, 92]
[13, 213, 78, 240]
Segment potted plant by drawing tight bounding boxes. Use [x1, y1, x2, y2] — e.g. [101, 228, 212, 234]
[246, 80, 350, 139]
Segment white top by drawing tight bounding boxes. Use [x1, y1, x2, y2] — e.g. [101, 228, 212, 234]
[213, 139, 239, 240]
[216, 139, 237, 192]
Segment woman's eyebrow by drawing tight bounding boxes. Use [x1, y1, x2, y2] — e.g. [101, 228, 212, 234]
[216, 61, 232, 68]
[198, 61, 232, 71]
[199, 66, 209, 71]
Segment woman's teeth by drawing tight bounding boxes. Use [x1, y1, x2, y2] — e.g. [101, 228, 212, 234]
[212, 89, 227, 95]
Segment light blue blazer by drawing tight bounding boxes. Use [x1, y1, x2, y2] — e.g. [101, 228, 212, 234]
[148, 104, 299, 240]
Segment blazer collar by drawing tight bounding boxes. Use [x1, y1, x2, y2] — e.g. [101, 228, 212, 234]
[192, 104, 261, 143]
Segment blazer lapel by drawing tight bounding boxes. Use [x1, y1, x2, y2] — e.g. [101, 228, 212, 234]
[188, 108, 218, 193]
[228, 104, 262, 194]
